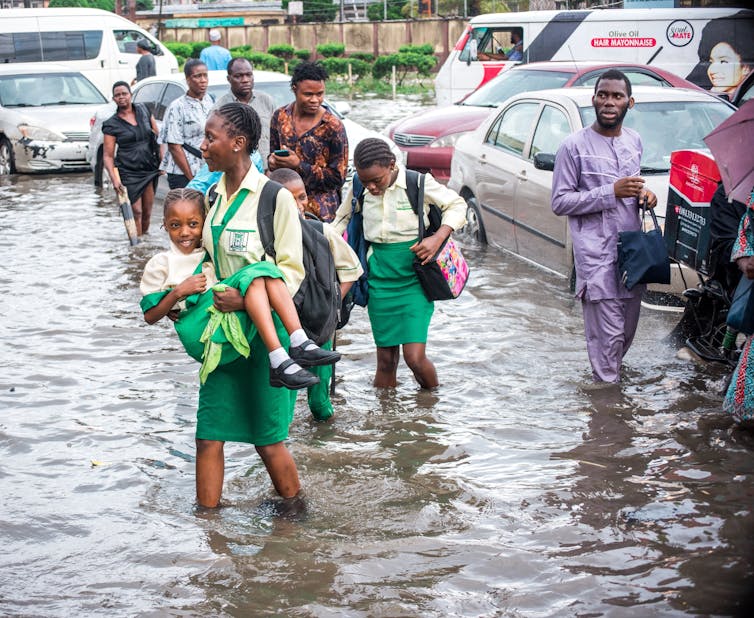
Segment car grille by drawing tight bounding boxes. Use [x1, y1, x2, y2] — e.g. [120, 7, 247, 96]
[393, 132, 434, 147]
[63, 131, 90, 142]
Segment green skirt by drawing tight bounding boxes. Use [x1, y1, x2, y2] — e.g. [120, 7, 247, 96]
[173, 262, 284, 367]
[367, 240, 434, 347]
[196, 326, 296, 445]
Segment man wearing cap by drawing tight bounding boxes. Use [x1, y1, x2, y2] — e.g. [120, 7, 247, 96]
[132, 40, 156, 85]
[200, 29, 232, 71]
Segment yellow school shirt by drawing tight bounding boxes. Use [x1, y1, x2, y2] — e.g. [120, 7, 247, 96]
[202, 166, 305, 297]
[140, 243, 217, 311]
[332, 166, 467, 242]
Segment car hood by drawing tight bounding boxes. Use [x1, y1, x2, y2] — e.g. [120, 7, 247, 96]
[392, 105, 494, 138]
[10, 104, 110, 134]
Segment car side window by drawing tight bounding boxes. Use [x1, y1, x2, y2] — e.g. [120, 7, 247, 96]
[530, 105, 571, 159]
[132, 82, 164, 118]
[491, 102, 540, 155]
[156, 83, 184, 121]
[484, 115, 503, 146]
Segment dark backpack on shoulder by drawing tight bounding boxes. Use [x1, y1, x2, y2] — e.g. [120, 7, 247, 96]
[257, 181, 341, 346]
[346, 169, 443, 308]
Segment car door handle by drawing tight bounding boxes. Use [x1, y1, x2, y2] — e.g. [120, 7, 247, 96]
[119, 60, 129, 65]
[480, 152, 487, 165]
[516, 171, 527, 181]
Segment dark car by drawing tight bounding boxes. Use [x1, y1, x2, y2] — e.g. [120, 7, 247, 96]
[386, 61, 703, 184]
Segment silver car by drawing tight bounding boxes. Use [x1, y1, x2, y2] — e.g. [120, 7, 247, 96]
[88, 69, 400, 185]
[0, 65, 109, 175]
[449, 85, 735, 298]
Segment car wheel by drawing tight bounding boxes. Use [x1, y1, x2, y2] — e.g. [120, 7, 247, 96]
[93, 146, 103, 187]
[462, 196, 487, 245]
[0, 137, 15, 175]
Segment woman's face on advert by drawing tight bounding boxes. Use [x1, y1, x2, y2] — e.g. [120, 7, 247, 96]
[357, 163, 395, 196]
[708, 42, 751, 93]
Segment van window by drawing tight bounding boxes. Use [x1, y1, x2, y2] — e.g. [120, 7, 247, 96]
[0, 31, 102, 63]
[460, 27, 522, 62]
[114, 30, 145, 54]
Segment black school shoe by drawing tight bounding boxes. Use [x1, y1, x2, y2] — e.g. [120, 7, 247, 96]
[289, 339, 341, 367]
[270, 359, 320, 390]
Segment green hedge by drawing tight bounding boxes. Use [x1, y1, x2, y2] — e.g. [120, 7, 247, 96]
[164, 41, 192, 59]
[316, 43, 345, 58]
[295, 49, 311, 61]
[349, 52, 375, 63]
[398, 44, 435, 56]
[267, 44, 295, 60]
[318, 57, 371, 78]
[230, 50, 285, 73]
[191, 41, 211, 58]
[372, 52, 437, 83]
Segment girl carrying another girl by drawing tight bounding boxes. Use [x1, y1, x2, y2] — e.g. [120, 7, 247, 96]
[332, 138, 467, 389]
[139, 188, 339, 391]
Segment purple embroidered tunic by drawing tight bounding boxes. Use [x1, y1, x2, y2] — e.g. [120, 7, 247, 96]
[551, 126, 643, 301]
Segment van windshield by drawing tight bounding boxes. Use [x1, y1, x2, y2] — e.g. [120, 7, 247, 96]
[0, 73, 107, 107]
[579, 99, 735, 171]
[460, 69, 572, 107]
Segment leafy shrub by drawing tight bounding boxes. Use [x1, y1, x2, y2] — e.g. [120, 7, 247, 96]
[174, 55, 186, 68]
[372, 52, 437, 84]
[230, 45, 252, 53]
[316, 43, 345, 58]
[319, 57, 371, 78]
[267, 44, 295, 60]
[49, 0, 114, 9]
[349, 52, 375, 63]
[367, 0, 406, 21]
[191, 41, 211, 58]
[164, 42, 192, 59]
[288, 58, 302, 73]
[398, 44, 435, 56]
[230, 50, 285, 73]
[295, 49, 311, 61]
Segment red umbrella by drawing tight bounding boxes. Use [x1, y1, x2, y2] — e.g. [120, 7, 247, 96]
[703, 100, 754, 205]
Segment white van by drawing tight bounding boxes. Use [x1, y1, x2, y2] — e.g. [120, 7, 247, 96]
[435, 8, 754, 106]
[0, 8, 179, 97]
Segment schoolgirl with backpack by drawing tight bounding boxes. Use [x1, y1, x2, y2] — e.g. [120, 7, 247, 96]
[331, 138, 469, 389]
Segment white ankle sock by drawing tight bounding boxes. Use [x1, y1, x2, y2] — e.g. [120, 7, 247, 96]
[269, 347, 303, 374]
[289, 329, 315, 349]
[269, 347, 288, 368]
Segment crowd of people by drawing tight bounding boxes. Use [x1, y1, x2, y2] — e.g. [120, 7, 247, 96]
[101, 59, 753, 512]
[99, 57, 468, 510]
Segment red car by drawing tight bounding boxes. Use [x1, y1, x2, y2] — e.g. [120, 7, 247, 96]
[386, 61, 702, 184]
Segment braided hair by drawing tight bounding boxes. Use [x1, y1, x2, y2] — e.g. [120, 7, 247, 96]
[163, 188, 205, 217]
[212, 102, 262, 154]
[353, 137, 396, 171]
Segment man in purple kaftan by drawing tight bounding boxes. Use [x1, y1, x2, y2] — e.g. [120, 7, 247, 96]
[552, 70, 657, 383]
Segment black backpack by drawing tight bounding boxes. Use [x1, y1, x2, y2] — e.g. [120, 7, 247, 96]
[255, 181, 341, 346]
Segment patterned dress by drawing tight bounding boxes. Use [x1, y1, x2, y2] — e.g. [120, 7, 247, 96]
[723, 190, 754, 423]
[270, 103, 348, 222]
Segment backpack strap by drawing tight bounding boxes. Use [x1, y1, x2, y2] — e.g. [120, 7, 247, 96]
[256, 180, 284, 260]
[405, 169, 442, 236]
[207, 182, 219, 210]
[351, 172, 365, 214]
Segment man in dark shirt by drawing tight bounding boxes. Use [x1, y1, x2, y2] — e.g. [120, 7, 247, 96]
[133, 40, 156, 85]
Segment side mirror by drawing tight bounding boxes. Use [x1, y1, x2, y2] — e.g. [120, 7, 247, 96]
[332, 101, 351, 116]
[533, 152, 555, 171]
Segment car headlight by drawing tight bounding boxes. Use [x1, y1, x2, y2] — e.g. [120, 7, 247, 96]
[19, 124, 65, 142]
[430, 132, 467, 148]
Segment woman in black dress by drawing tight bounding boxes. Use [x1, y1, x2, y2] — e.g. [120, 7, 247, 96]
[103, 81, 161, 236]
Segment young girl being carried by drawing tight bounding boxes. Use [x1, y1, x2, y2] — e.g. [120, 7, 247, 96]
[139, 187, 340, 390]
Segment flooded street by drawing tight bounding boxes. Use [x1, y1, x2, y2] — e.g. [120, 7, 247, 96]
[2, 96, 754, 616]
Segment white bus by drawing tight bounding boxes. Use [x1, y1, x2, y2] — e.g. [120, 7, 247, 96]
[0, 8, 179, 97]
[435, 8, 754, 106]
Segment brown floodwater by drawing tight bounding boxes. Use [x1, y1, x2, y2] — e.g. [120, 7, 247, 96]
[1, 96, 753, 617]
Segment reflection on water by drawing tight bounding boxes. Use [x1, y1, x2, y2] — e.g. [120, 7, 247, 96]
[1, 96, 754, 616]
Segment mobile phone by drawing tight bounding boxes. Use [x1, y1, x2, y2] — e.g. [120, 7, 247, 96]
[273, 149, 290, 157]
